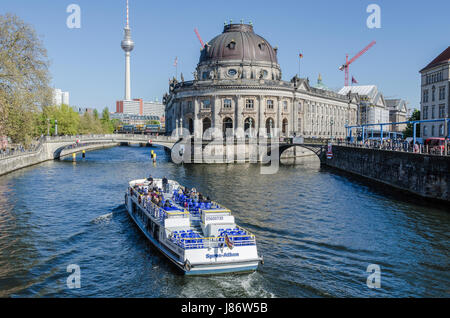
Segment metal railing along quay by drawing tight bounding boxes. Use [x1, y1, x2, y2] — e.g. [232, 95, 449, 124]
[336, 139, 450, 156]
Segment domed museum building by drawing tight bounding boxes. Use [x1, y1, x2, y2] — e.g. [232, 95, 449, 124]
[164, 22, 358, 139]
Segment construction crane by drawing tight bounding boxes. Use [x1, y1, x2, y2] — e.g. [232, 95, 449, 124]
[339, 41, 376, 86]
[194, 28, 205, 49]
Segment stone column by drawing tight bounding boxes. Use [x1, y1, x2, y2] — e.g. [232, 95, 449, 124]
[212, 95, 220, 139]
[277, 97, 282, 131]
[194, 97, 200, 139]
[258, 95, 264, 135]
[235, 95, 243, 131]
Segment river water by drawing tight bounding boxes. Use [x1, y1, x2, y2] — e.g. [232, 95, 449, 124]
[0, 145, 448, 297]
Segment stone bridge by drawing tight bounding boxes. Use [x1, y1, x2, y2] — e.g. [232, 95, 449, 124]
[0, 134, 177, 176]
[47, 134, 177, 159]
[170, 137, 326, 164]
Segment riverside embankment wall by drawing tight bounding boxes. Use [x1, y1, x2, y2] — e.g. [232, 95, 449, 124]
[323, 146, 450, 203]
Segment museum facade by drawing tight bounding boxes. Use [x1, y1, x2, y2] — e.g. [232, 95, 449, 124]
[164, 23, 359, 139]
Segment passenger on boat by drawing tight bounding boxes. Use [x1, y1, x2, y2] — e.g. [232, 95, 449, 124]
[162, 176, 169, 193]
[147, 175, 154, 186]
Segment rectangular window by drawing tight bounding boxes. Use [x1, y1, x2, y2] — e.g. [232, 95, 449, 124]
[187, 101, 193, 110]
[202, 100, 210, 109]
[439, 104, 445, 118]
[223, 99, 232, 108]
[439, 87, 445, 100]
[423, 106, 428, 119]
[283, 101, 288, 111]
[267, 99, 274, 110]
[245, 99, 254, 109]
[423, 90, 428, 103]
[431, 106, 435, 119]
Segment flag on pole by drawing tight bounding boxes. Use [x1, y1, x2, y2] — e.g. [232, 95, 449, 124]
[225, 234, 234, 250]
[174, 57, 178, 67]
[351, 76, 358, 84]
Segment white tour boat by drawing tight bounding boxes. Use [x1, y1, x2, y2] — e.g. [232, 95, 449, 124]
[124, 178, 263, 275]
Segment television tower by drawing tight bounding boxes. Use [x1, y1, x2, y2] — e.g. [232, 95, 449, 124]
[121, 0, 134, 100]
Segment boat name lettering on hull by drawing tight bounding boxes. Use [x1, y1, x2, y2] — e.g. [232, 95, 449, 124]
[206, 252, 239, 259]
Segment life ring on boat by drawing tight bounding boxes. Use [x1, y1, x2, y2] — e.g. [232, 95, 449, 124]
[184, 260, 191, 272]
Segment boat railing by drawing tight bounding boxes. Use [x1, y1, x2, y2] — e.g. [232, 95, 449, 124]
[142, 196, 189, 222]
[167, 229, 257, 250]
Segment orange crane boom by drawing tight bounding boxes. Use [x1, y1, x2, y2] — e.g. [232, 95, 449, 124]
[340, 41, 376, 86]
[194, 28, 205, 49]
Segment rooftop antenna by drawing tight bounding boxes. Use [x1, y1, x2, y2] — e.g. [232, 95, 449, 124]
[126, 0, 129, 29]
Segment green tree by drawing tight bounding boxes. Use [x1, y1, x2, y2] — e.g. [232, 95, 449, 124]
[403, 109, 420, 138]
[0, 14, 51, 144]
[100, 107, 114, 133]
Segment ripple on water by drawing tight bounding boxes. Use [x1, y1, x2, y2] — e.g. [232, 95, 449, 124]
[0, 146, 448, 297]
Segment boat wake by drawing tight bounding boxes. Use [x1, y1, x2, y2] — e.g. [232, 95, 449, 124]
[91, 212, 113, 224]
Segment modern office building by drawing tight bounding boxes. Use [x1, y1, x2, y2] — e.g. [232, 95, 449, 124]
[115, 98, 165, 118]
[52, 88, 70, 106]
[419, 46, 450, 137]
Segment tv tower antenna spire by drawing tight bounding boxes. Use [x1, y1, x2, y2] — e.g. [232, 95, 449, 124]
[121, 0, 134, 100]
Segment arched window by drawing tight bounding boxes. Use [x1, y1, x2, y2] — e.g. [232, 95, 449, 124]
[188, 118, 194, 135]
[266, 117, 274, 135]
[222, 117, 233, 136]
[282, 118, 288, 135]
[202, 117, 211, 134]
[244, 117, 255, 136]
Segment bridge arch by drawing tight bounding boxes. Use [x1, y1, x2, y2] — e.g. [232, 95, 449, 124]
[264, 143, 326, 164]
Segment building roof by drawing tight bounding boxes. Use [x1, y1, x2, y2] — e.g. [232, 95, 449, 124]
[339, 85, 386, 108]
[199, 24, 278, 65]
[385, 99, 407, 112]
[420, 46, 450, 72]
[338, 85, 377, 97]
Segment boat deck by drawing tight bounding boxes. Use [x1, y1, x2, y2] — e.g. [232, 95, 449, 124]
[129, 179, 256, 250]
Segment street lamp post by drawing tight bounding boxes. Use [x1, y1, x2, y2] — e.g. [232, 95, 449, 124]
[330, 118, 334, 141]
[47, 118, 50, 136]
[54, 120, 58, 136]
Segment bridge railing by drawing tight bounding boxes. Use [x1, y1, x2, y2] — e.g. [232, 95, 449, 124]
[44, 134, 177, 143]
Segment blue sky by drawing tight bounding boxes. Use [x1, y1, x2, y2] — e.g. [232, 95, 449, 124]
[2, 0, 449, 111]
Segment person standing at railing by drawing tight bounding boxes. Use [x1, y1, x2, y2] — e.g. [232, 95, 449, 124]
[162, 176, 169, 193]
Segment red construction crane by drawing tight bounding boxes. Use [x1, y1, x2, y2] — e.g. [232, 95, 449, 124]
[194, 28, 205, 49]
[339, 41, 376, 86]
